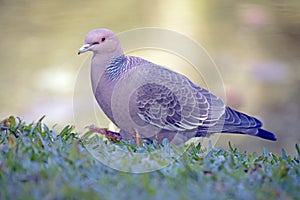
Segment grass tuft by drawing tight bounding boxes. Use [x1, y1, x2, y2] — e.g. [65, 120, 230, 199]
[0, 116, 299, 199]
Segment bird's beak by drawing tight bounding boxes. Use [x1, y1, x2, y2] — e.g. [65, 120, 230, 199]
[78, 44, 91, 55]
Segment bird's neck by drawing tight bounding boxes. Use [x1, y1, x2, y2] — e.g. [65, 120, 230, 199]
[91, 54, 107, 93]
[90, 49, 125, 93]
[105, 55, 131, 81]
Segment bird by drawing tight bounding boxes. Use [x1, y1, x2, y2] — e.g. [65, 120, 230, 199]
[78, 28, 276, 144]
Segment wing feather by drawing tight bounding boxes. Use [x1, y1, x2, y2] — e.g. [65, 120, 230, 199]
[131, 62, 226, 131]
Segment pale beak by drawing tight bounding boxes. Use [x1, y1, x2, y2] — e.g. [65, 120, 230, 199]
[78, 44, 91, 55]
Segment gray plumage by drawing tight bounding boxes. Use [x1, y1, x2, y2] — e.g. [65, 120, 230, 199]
[78, 28, 277, 143]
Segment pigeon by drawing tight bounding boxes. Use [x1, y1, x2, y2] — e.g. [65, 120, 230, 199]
[78, 28, 277, 144]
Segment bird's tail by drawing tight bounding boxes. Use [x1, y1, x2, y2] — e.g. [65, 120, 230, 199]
[252, 128, 277, 141]
[195, 106, 277, 141]
[222, 127, 277, 141]
[213, 127, 277, 141]
[224, 128, 277, 141]
[220, 107, 277, 141]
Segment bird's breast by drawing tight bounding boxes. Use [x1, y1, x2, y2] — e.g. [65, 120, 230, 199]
[93, 73, 119, 123]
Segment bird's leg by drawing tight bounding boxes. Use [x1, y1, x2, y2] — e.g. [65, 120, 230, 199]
[132, 128, 142, 147]
[87, 125, 122, 143]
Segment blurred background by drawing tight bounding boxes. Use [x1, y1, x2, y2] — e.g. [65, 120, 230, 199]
[0, 0, 299, 155]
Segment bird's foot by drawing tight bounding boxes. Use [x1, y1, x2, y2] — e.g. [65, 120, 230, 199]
[87, 125, 122, 143]
[132, 128, 142, 147]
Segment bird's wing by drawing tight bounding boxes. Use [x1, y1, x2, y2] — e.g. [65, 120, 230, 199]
[130, 62, 226, 131]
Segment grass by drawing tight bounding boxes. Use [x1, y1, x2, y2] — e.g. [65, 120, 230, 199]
[0, 116, 299, 200]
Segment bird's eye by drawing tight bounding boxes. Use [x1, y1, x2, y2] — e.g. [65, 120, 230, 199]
[101, 37, 106, 42]
[92, 42, 99, 45]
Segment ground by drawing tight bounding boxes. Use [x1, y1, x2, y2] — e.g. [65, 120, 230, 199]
[0, 116, 299, 200]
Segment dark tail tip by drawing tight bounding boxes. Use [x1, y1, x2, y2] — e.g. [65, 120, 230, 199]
[256, 129, 277, 141]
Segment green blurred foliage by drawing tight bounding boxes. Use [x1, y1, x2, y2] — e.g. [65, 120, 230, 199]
[0, 116, 299, 199]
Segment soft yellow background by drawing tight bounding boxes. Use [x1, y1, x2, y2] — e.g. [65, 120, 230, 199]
[0, 0, 299, 155]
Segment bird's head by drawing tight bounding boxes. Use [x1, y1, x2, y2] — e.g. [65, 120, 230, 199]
[78, 29, 122, 56]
